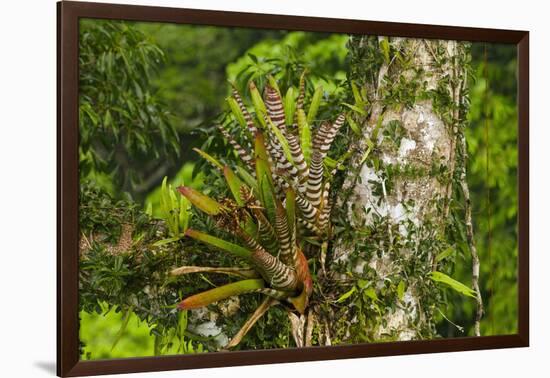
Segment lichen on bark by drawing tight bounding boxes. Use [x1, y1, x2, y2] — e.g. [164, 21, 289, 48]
[328, 36, 473, 342]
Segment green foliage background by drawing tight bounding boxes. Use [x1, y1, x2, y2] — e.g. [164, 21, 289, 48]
[78, 19, 518, 359]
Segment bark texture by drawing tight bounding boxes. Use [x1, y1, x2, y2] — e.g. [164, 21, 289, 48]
[327, 36, 471, 342]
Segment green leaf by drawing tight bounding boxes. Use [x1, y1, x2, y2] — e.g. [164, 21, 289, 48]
[351, 81, 363, 105]
[435, 247, 455, 263]
[284, 86, 296, 127]
[227, 97, 247, 129]
[254, 132, 270, 163]
[357, 279, 369, 289]
[343, 102, 367, 115]
[346, 115, 362, 136]
[104, 109, 113, 128]
[324, 156, 338, 169]
[397, 280, 406, 301]
[145, 202, 153, 216]
[267, 118, 295, 167]
[249, 81, 267, 127]
[307, 85, 323, 124]
[178, 279, 265, 309]
[185, 229, 252, 261]
[177, 186, 224, 215]
[297, 109, 312, 164]
[257, 165, 277, 224]
[267, 75, 281, 96]
[380, 37, 390, 64]
[235, 166, 257, 192]
[179, 196, 190, 232]
[363, 287, 379, 302]
[248, 53, 258, 64]
[193, 148, 223, 171]
[336, 286, 356, 303]
[153, 236, 183, 247]
[430, 271, 476, 298]
[111, 307, 132, 351]
[223, 165, 246, 206]
[372, 115, 384, 141]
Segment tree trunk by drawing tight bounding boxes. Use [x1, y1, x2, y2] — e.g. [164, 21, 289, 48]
[324, 36, 471, 342]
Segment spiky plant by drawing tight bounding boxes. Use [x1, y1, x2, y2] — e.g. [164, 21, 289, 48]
[172, 73, 345, 348]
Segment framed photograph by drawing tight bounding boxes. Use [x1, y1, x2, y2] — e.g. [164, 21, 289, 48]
[57, 1, 529, 376]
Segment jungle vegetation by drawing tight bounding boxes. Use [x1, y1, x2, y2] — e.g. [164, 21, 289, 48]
[77, 19, 518, 359]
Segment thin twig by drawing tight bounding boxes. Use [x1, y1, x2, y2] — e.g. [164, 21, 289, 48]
[170, 266, 259, 279]
[458, 134, 484, 336]
[305, 309, 315, 347]
[287, 311, 306, 347]
[225, 297, 278, 349]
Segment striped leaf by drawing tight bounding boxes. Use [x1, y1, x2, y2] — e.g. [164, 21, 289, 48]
[295, 194, 319, 234]
[286, 131, 308, 185]
[251, 207, 279, 256]
[275, 199, 294, 267]
[296, 70, 307, 112]
[230, 84, 258, 136]
[317, 181, 332, 232]
[267, 118, 295, 171]
[218, 126, 254, 170]
[264, 85, 287, 132]
[249, 238, 299, 292]
[306, 114, 345, 207]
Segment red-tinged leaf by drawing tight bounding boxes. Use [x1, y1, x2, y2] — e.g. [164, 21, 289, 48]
[185, 229, 252, 261]
[177, 186, 224, 215]
[178, 279, 265, 310]
[254, 132, 270, 163]
[289, 249, 313, 314]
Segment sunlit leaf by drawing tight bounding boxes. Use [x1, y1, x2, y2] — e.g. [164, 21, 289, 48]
[430, 271, 476, 298]
[185, 229, 252, 260]
[177, 186, 224, 215]
[178, 279, 265, 309]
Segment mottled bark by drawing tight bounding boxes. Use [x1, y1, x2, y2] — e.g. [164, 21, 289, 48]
[328, 36, 471, 341]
